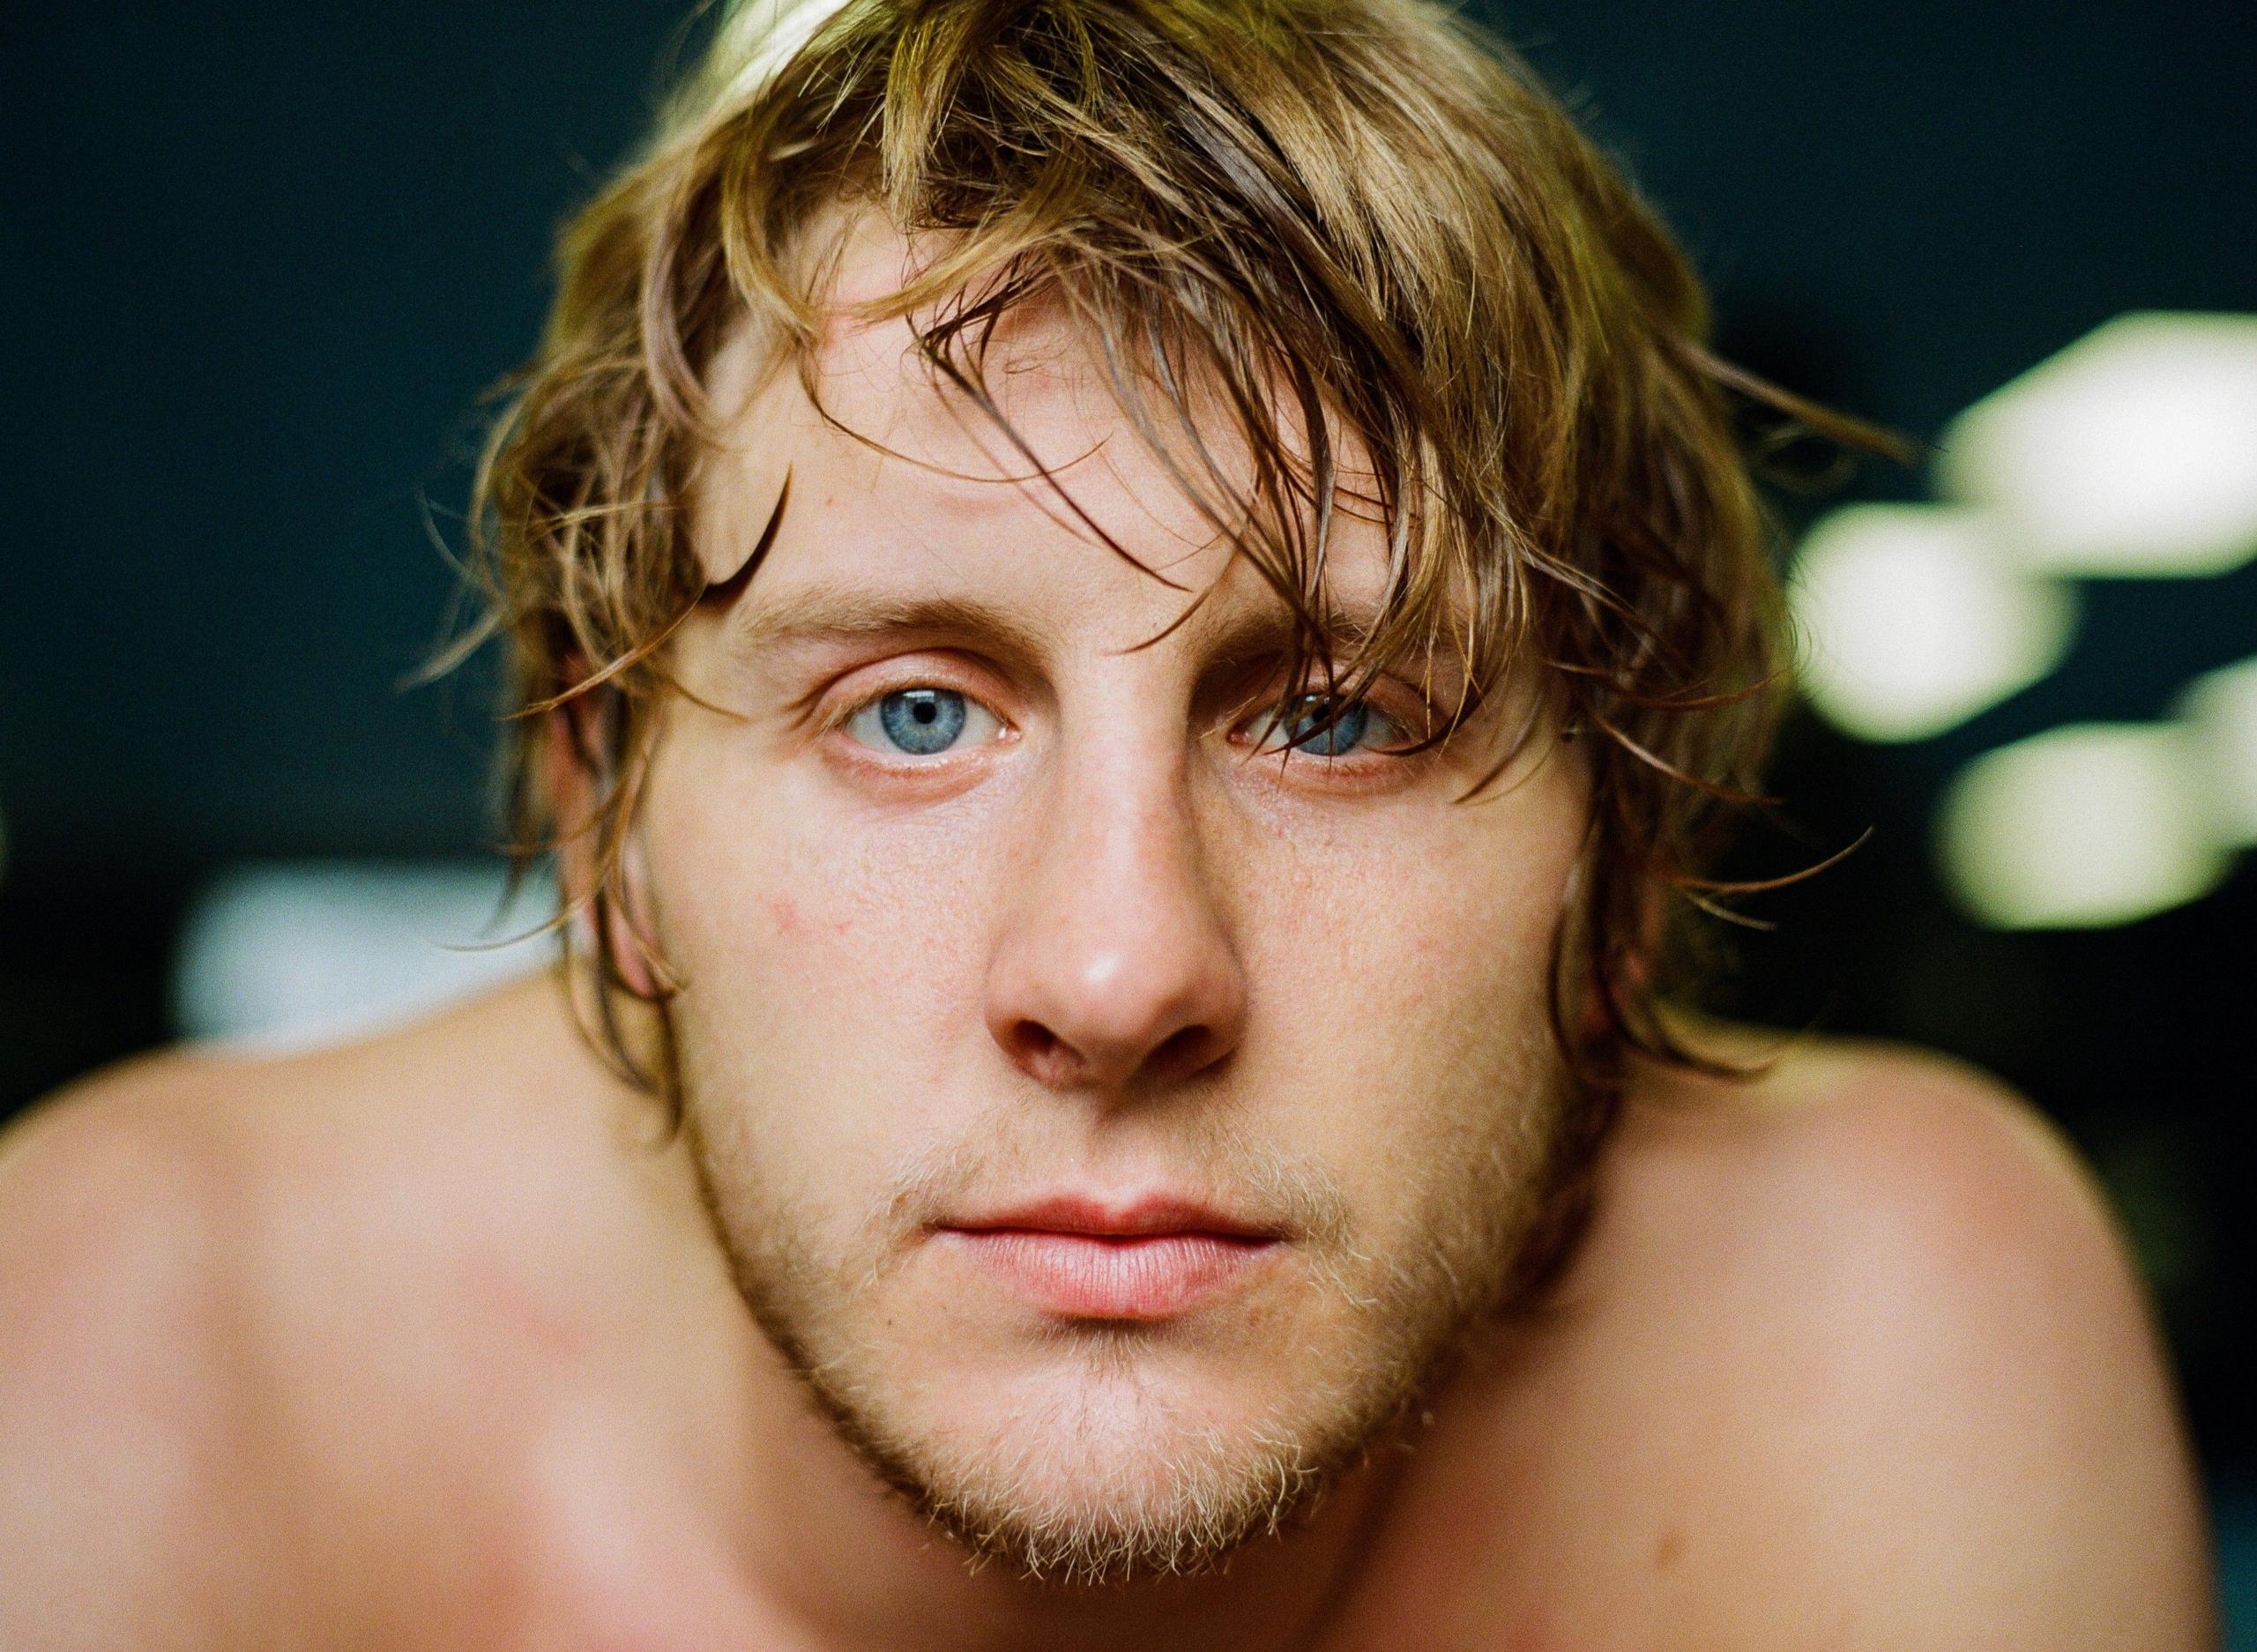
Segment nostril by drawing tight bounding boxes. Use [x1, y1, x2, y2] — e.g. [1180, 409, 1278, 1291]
[1151, 1024, 1217, 1081]
[1006, 1020, 1066, 1072]
[991, 1016, 1231, 1089]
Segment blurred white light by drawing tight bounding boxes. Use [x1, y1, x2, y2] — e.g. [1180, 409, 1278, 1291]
[714, 0, 860, 108]
[174, 860, 558, 1053]
[1936, 724, 2229, 929]
[2178, 654, 2257, 846]
[1790, 503, 2075, 742]
[1938, 312, 2257, 577]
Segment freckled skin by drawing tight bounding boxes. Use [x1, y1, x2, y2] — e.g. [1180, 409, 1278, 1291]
[637, 240, 1588, 1581]
[0, 220, 2215, 1652]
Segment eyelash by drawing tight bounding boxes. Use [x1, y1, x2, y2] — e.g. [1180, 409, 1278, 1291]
[811, 663, 1002, 750]
[815, 668, 1434, 778]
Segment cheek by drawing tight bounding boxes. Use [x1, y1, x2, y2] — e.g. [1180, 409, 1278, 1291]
[1229, 784, 1582, 1167]
[1255, 798, 1570, 1008]
[637, 730, 998, 1153]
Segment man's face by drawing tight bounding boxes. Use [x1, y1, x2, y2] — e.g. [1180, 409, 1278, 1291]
[637, 226, 1589, 1581]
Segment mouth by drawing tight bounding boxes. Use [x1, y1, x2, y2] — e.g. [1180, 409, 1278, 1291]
[935, 1194, 1284, 1321]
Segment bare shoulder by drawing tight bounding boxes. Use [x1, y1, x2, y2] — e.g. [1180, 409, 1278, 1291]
[1619, 1030, 2188, 1409]
[0, 1037, 310, 1642]
[0, 971, 621, 1340]
[1534, 1028, 2216, 1648]
[1613, 1028, 2156, 1325]
[0, 973, 685, 1647]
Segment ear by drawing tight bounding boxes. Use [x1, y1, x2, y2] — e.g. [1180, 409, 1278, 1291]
[1569, 865, 1668, 1048]
[542, 690, 664, 1001]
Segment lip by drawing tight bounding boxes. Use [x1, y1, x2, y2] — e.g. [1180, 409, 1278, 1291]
[936, 1194, 1282, 1320]
[952, 1194, 1281, 1241]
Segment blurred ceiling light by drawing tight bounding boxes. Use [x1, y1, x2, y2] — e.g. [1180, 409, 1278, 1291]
[174, 860, 558, 1052]
[1937, 311, 2257, 577]
[1789, 503, 2075, 742]
[2178, 654, 2257, 846]
[1936, 723, 2229, 929]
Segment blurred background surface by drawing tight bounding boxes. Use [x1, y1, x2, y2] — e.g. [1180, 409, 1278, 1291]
[4, 0, 2253, 1633]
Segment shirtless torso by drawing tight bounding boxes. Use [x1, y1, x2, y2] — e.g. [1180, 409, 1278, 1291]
[0, 971, 2212, 1650]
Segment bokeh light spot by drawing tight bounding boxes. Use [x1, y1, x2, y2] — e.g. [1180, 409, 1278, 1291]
[2178, 654, 2257, 848]
[1790, 503, 2076, 742]
[1938, 312, 2257, 577]
[1936, 723, 2230, 930]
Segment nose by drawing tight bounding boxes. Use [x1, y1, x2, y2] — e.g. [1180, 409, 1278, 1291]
[983, 752, 1249, 1093]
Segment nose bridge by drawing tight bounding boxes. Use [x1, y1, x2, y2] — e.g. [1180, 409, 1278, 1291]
[1061, 738, 1200, 942]
[983, 713, 1248, 1092]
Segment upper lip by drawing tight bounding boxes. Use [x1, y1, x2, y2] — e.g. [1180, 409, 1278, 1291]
[942, 1194, 1280, 1241]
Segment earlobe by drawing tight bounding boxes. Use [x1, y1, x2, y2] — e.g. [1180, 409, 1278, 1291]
[601, 830, 667, 1002]
[543, 691, 666, 1001]
[1559, 845, 1663, 1049]
[543, 696, 603, 904]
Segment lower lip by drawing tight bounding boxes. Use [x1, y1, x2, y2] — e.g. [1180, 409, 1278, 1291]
[939, 1230, 1277, 1320]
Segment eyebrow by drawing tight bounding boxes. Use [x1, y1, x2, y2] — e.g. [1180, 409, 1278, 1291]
[724, 585, 1061, 666]
[721, 574, 1482, 706]
[703, 461, 1453, 678]
[1184, 592, 1477, 696]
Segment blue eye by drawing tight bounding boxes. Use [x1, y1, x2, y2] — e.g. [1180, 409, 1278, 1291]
[1244, 694, 1396, 756]
[845, 687, 1002, 756]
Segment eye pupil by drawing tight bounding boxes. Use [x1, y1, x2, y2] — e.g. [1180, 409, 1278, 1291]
[1279, 695, 1368, 755]
[877, 688, 968, 755]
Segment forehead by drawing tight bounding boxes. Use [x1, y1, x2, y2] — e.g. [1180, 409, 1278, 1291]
[691, 216, 1405, 648]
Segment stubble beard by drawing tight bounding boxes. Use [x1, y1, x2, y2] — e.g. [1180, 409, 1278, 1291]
[680, 1075, 1564, 1588]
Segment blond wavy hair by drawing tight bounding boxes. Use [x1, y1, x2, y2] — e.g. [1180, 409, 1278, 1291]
[455, 0, 1878, 1297]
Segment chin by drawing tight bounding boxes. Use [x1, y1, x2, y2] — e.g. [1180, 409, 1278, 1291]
[790, 1313, 1412, 1584]
[839, 1346, 1361, 1581]
[683, 1081, 1557, 1582]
